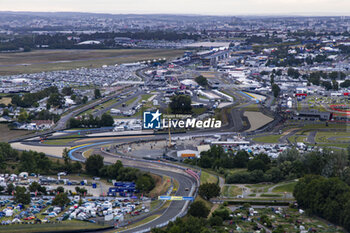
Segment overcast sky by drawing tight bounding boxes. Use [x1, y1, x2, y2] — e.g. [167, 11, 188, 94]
[1, 0, 350, 16]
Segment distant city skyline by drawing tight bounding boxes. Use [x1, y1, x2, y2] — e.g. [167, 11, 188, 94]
[1, 0, 350, 16]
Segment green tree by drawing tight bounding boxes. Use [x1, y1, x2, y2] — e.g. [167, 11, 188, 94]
[169, 95, 192, 114]
[38, 185, 47, 195]
[101, 160, 123, 179]
[160, 216, 207, 233]
[73, 162, 82, 173]
[260, 214, 272, 227]
[94, 89, 101, 99]
[294, 175, 350, 227]
[85, 154, 104, 176]
[19, 151, 51, 174]
[209, 215, 223, 226]
[7, 183, 14, 195]
[212, 207, 230, 220]
[75, 187, 87, 196]
[233, 150, 250, 168]
[188, 201, 210, 218]
[82, 96, 88, 104]
[136, 173, 155, 193]
[195, 75, 208, 87]
[14, 186, 30, 205]
[2, 109, 9, 116]
[28, 181, 40, 192]
[340, 80, 350, 88]
[322, 81, 332, 90]
[68, 117, 80, 128]
[47, 93, 64, 108]
[62, 148, 71, 167]
[100, 113, 114, 127]
[0, 143, 18, 165]
[198, 183, 220, 200]
[52, 192, 70, 207]
[272, 83, 280, 97]
[62, 87, 73, 96]
[270, 74, 275, 85]
[272, 225, 284, 233]
[56, 186, 65, 193]
[287, 67, 300, 79]
[18, 110, 29, 123]
[332, 80, 339, 91]
[248, 159, 267, 172]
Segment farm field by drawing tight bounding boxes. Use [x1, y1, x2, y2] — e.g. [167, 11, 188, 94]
[0, 49, 185, 75]
[253, 134, 281, 143]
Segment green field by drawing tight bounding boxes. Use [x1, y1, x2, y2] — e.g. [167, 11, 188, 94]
[220, 90, 236, 100]
[253, 135, 281, 143]
[0, 49, 185, 75]
[288, 135, 307, 143]
[200, 171, 218, 184]
[272, 182, 297, 193]
[222, 185, 242, 197]
[42, 138, 77, 145]
[192, 107, 208, 115]
[332, 137, 350, 142]
[125, 96, 139, 106]
[315, 131, 350, 143]
[300, 123, 346, 130]
[243, 104, 260, 112]
[246, 183, 275, 193]
[317, 143, 349, 149]
[141, 94, 153, 101]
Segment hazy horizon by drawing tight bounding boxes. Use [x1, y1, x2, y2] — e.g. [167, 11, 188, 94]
[0, 0, 350, 16]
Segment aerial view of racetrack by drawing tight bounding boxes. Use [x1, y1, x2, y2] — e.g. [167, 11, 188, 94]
[3, 10, 350, 233]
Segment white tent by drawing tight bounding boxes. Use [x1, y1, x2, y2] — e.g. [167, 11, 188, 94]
[12, 218, 21, 223]
[4, 209, 13, 217]
[19, 172, 28, 178]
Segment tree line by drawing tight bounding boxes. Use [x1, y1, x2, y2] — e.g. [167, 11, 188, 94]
[186, 146, 350, 185]
[0, 143, 82, 175]
[294, 175, 350, 231]
[85, 154, 155, 193]
[11, 86, 60, 108]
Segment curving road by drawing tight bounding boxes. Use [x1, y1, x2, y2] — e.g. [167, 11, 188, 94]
[20, 137, 199, 232]
[10, 72, 278, 232]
